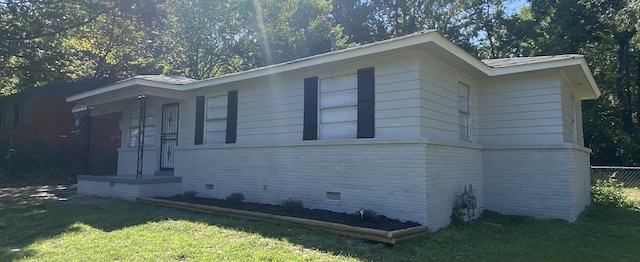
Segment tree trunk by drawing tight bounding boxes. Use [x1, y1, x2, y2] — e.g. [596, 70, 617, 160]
[616, 33, 634, 134]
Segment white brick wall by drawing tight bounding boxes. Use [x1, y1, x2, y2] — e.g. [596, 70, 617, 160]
[174, 138, 487, 230]
[424, 141, 483, 230]
[570, 148, 591, 219]
[482, 144, 591, 222]
[78, 179, 182, 200]
[176, 139, 429, 225]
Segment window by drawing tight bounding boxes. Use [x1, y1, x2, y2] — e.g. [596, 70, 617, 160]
[458, 82, 471, 141]
[206, 94, 228, 143]
[194, 91, 237, 145]
[319, 74, 358, 139]
[129, 107, 156, 147]
[303, 67, 374, 140]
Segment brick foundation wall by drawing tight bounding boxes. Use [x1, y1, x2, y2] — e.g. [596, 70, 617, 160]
[482, 144, 591, 222]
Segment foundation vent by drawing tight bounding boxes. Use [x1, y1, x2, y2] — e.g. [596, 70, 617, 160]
[326, 192, 341, 200]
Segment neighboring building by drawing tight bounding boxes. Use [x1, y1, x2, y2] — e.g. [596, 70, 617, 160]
[69, 30, 600, 231]
[0, 78, 121, 175]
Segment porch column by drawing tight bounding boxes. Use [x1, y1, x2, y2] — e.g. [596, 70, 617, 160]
[136, 94, 147, 179]
[83, 107, 92, 175]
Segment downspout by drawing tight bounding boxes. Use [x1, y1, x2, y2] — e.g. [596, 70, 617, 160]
[136, 94, 147, 179]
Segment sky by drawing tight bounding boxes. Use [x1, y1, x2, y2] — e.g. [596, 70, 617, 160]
[506, 0, 529, 15]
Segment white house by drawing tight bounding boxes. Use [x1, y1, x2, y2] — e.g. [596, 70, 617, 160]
[68, 30, 600, 231]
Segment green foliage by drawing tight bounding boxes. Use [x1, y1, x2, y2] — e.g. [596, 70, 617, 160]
[450, 202, 466, 226]
[355, 208, 380, 222]
[183, 190, 197, 199]
[225, 192, 245, 205]
[281, 198, 304, 212]
[592, 177, 635, 208]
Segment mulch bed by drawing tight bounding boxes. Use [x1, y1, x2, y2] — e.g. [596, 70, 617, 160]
[158, 195, 421, 231]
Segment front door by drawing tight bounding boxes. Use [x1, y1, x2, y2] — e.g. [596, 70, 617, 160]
[160, 103, 179, 171]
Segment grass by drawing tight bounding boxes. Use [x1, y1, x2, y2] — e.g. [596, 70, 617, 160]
[0, 190, 639, 261]
[622, 187, 640, 205]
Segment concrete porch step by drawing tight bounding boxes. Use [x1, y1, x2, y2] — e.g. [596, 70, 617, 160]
[154, 170, 174, 176]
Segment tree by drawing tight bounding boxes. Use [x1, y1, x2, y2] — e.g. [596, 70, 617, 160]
[161, 0, 243, 79]
[1, 0, 167, 92]
[244, 0, 348, 67]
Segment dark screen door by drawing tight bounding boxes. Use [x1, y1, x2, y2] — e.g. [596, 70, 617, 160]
[160, 103, 179, 171]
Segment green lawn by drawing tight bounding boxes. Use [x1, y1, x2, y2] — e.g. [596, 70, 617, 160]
[1, 191, 639, 262]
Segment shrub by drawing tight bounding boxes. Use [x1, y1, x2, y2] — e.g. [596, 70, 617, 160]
[226, 192, 245, 205]
[592, 177, 633, 208]
[356, 208, 380, 222]
[183, 190, 197, 199]
[450, 202, 466, 226]
[281, 198, 304, 212]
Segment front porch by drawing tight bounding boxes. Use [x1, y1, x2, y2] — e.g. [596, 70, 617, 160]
[69, 76, 194, 200]
[77, 175, 182, 200]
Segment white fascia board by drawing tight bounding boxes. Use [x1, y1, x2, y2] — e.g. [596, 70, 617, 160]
[429, 35, 493, 76]
[489, 58, 581, 76]
[71, 106, 88, 113]
[67, 78, 187, 102]
[489, 58, 601, 99]
[580, 59, 601, 97]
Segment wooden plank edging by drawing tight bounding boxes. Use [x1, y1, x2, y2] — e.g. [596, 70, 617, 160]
[136, 197, 428, 244]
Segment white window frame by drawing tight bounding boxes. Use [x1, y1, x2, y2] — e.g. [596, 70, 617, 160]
[571, 93, 578, 143]
[206, 94, 228, 143]
[129, 107, 156, 147]
[319, 74, 358, 139]
[458, 81, 471, 142]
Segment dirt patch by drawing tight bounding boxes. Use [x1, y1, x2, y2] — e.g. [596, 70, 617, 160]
[159, 195, 421, 231]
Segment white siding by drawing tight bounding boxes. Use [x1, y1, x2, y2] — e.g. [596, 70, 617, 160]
[418, 53, 478, 142]
[561, 75, 584, 145]
[477, 72, 564, 144]
[179, 51, 427, 146]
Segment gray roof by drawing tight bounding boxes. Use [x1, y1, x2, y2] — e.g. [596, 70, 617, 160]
[482, 54, 584, 68]
[129, 75, 197, 84]
[24, 78, 119, 98]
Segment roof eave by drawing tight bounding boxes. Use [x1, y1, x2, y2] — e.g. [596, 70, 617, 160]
[489, 58, 601, 100]
[67, 78, 187, 103]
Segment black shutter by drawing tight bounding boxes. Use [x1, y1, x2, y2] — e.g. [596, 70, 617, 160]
[194, 96, 205, 145]
[357, 67, 375, 138]
[303, 77, 318, 140]
[226, 90, 238, 143]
